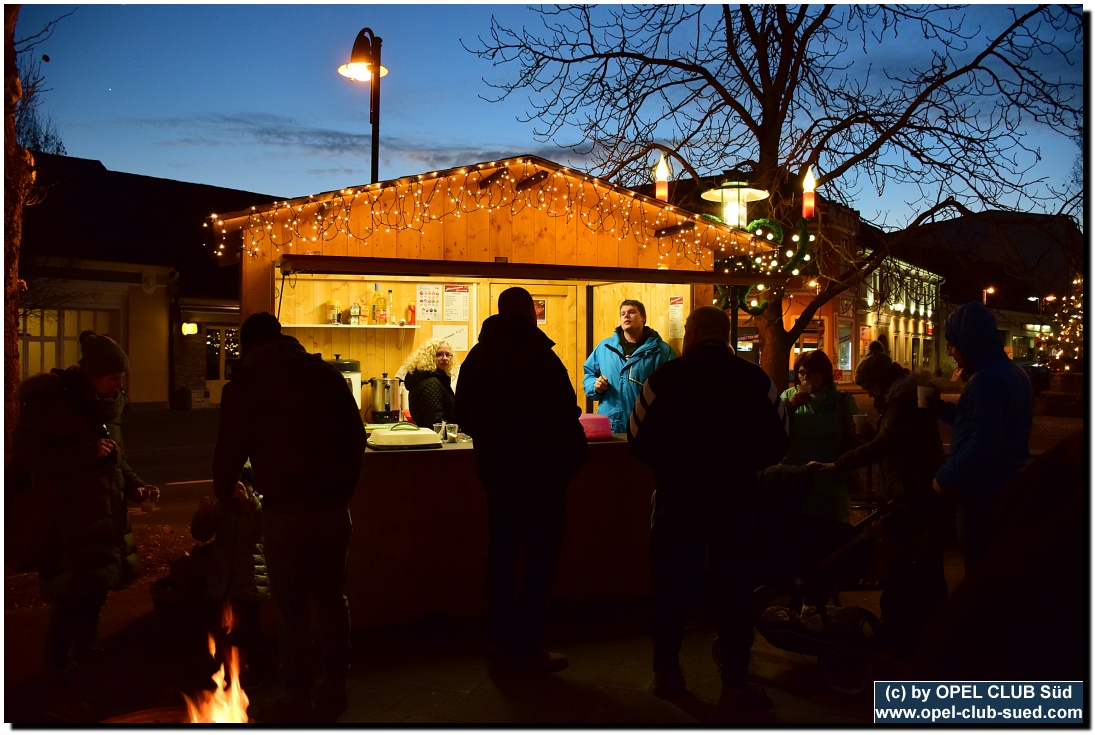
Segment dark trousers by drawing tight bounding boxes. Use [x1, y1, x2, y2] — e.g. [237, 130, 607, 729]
[880, 549, 948, 655]
[44, 588, 108, 672]
[650, 517, 755, 689]
[481, 471, 567, 658]
[262, 505, 352, 698]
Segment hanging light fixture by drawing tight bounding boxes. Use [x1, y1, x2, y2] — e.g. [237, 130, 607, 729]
[701, 168, 769, 229]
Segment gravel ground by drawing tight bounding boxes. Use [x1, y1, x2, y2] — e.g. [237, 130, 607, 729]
[5, 520, 195, 612]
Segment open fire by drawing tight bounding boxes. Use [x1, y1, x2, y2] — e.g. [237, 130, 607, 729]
[181, 601, 250, 723]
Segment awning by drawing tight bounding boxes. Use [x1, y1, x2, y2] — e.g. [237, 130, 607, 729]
[276, 254, 785, 287]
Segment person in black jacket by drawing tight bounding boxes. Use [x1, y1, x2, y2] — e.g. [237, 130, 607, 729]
[456, 287, 588, 674]
[401, 338, 457, 427]
[11, 331, 159, 678]
[808, 352, 948, 657]
[213, 312, 367, 723]
[628, 306, 788, 713]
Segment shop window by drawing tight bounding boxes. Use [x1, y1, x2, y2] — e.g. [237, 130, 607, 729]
[20, 308, 118, 380]
[912, 337, 920, 369]
[794, 319, 824, 354]
[206, 329, 222, 380]
[837, 320, 853, 372]
[207, 327, 241, 381]
[859, 325, 872, 357]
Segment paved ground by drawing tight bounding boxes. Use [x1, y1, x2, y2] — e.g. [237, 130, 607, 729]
[4, 392, 1083, 725]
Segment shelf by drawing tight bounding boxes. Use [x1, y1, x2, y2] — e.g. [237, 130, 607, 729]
[283, 323, 419, 348]
[283, 324, 420, 329]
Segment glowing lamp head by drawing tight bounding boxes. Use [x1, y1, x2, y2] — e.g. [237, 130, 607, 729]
[338, 28, 389, 81]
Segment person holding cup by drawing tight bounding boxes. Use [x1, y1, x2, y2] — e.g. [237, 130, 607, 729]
[806, 351, 947, 657]
[777, 350, 862, 527]
[10, 331, 159, 678]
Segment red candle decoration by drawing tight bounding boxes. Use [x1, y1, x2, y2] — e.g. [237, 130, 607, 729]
[802, 165, 816, 219]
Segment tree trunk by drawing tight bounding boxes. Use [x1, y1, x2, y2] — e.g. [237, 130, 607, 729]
[754, 298, 794, 391]
[5, 4, 33, 455]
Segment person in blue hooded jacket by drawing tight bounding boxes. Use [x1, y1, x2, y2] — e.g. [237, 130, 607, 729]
[930, 301, 1033, 570]
[583, 300, 676, 433]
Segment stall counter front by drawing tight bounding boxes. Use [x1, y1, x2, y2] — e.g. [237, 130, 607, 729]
[347, 437, 655, 629]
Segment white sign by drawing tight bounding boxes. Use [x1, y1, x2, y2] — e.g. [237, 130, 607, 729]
[668, 295, 685, 339]
[432, 324, 469, 352]
[444, 284, 470, 322]
[416, 284, 442, 322]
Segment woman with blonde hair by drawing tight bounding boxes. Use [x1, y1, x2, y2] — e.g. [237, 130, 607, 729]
[401, 338, 457, 427]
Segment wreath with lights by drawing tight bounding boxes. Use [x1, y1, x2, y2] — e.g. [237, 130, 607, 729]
[714, 218, 815, 316]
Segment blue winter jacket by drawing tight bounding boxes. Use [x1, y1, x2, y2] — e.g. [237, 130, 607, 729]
[583, 327, 675, 433]
[934, 302, 1033, 561]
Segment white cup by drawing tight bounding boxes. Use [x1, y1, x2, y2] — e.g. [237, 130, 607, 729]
[917, 385, 934, 408]
[853, 415, 872, 435]
[446, 423, 459, 442]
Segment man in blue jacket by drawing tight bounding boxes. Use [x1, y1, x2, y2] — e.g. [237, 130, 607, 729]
[583, 299, 675, 433]
[931, 301, 1033, 570]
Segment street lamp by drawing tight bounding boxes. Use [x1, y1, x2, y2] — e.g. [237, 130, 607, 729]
[982, 286, 995, 304]
[338, 27, 388, 184]
[1028, 295, 1042, 314]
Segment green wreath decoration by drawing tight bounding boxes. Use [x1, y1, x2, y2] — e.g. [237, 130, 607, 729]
[746, 218, 783, 245]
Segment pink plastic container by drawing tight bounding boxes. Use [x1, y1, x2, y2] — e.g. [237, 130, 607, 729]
[579, 413, 613, 440]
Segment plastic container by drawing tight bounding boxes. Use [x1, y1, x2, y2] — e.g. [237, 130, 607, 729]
[578, 413, 613, 440]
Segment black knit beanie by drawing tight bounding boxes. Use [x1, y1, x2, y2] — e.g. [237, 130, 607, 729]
[78, 331, 129, 376]
[240, 311, 282, 355]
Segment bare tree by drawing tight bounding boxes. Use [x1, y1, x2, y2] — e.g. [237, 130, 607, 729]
[5, 4, 33, 455]
[15, 50, 66, 156]
[468, 5, 1083, 385]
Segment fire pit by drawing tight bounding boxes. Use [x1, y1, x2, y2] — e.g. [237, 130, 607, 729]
[102, 707, 190, 724]
[104, 602, 253, 723]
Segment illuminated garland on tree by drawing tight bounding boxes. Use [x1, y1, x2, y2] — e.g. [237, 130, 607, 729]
[1041, 274, 1083, 366]
[713, 217, 816, 315]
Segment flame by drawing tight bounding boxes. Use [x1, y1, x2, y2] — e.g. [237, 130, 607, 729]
[182, 602, 250, 723]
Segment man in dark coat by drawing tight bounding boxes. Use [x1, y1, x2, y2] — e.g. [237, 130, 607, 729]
[628, 306, 788, 713]
[456, 287, 588, 673]
[213, 312, 367, 722]
[11, 331, 158, 676]
[930, 302, 1033, 569]
[809, 351, 948, 656]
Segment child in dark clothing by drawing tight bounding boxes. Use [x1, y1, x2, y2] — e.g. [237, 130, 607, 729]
[189, 465, 269, 687]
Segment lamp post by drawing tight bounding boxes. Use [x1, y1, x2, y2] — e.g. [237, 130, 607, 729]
[338, 27, 388, 184]
[982, 286, 995, 305]
[1028, 295, 1042, 314]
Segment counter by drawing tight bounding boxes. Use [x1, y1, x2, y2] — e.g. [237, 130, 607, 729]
[347, 437, 655, 629]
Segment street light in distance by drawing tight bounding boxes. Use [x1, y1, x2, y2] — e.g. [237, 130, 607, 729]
[982, 286, 995, 304]
[338, 27, 389, 184]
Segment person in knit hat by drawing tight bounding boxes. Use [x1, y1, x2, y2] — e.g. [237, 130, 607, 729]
[10, 330, 159, 678]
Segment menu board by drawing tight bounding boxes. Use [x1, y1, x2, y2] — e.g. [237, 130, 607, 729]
[668, 296, 685, 338]
[416, 284, 442, 321]
[444, 285, 470, 322]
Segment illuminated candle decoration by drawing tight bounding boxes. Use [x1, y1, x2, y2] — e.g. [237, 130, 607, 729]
[654, 155, 670, 202]
[802, 165, 816, 219]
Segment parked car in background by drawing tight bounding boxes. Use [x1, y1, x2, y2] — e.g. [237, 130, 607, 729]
[1019, 362, 1052, 394]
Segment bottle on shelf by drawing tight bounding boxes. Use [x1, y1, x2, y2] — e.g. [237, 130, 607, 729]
[371, 284, 388, 325]
[328, 300, 341, 325]
[387, 290, 394, 325]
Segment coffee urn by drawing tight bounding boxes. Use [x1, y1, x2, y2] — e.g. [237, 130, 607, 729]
[366, 373, 404, 423]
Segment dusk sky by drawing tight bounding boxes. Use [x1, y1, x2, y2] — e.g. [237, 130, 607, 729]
[14, 4, 1084, 227]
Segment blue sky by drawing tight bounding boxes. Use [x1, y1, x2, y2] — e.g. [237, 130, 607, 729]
[14, 4, 1083, 226]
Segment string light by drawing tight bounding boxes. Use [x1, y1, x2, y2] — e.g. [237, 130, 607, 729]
[207, 158, 770, 276]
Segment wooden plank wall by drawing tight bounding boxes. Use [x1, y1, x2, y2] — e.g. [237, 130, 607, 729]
[589, 282, 691, 359]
